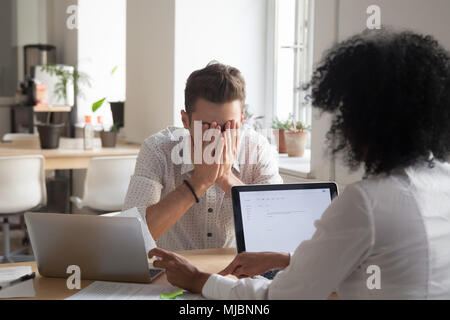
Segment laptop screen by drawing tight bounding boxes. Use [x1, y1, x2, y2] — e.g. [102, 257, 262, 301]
[237, 187, 334, 253]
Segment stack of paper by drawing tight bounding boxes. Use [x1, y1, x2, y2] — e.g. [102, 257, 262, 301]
[65, 281, 205, 300]
[0, 266, 36, 299]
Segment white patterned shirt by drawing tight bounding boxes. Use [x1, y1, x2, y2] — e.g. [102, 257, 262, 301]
[123, 126, 282, 251]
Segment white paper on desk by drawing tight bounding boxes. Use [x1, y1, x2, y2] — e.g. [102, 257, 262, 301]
[65, 281, 205, 300]
[0, 266, 36, 299]
[116, 207, 157, 254]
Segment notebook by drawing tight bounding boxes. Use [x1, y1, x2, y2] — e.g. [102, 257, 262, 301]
[0, 266, 36, 299]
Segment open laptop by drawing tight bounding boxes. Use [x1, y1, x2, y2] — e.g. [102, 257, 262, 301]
[231, 182, 338, 279]
[24, 213, 163, 283]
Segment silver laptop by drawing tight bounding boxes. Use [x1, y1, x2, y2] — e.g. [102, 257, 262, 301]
[25, 212, 163, 283]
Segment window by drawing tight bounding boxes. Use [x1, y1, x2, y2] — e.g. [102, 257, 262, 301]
[273, 0, 314, 126]
[77, 0, 126, 128]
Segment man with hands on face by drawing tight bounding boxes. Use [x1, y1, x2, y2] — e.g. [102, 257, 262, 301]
[123, 62, 282, 251]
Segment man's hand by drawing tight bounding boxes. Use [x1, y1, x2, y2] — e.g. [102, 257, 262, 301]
[216, 120, 240, 184]
[218, 252, 291, 279]
[190, 122, 225, 192]
[215, 120, 243, 195]
[149, 248, 211, 294]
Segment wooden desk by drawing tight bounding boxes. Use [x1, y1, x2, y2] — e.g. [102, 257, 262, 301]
[0, 138, 141, 170]
[33, 106, 72, 113]
[0, 248, 339, 300]
[0, 248, 237, 300]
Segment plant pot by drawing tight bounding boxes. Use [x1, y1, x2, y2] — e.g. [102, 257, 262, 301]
[100, 130, 117, 148]
[110, 101, 124, 129]
[36, 123, 64, 149]
[273, 129, 287, 153]
[285, 130, 308, 157]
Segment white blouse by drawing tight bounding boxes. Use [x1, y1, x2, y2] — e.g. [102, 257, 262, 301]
[202, 161, 450, 299]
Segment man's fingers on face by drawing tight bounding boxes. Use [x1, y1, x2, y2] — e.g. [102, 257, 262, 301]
[214, 136, 225, 164]
[220, 134, 227, 164]
[225, 121, 231, 131]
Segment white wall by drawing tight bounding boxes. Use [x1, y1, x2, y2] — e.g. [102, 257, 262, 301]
[0, 0, 17, 97]
[125, 0, 269, 143]
[310, 0, 340, 183]
[15, 0, 48, 84]
[173, 0, 268, 127]
[46, 0, 78, 67]
[124, 0, 176, 143]
[311, 0, 450, 187]
[77, 0, 126, 126]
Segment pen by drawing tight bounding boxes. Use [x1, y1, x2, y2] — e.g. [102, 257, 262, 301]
[0, 272, 36, 291]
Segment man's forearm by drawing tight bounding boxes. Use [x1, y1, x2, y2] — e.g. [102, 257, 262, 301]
[146, 177, 210, 240]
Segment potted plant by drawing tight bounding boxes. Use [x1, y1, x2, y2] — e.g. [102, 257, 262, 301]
[271, 117, 291, 154]
[285, 119, 310, 157]
[35, 113, 66, 149]
[91, 66, 121, 148]
[35, 64, 89, 149]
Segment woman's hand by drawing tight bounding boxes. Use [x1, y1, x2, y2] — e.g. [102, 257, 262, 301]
[148, 248, 211, 294]
[218, 252, 291, 279]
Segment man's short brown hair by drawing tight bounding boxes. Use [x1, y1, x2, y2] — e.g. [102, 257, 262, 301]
[184, 61, 246, 114]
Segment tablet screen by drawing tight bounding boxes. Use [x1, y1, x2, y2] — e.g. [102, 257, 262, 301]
[238, 188, 332, 253]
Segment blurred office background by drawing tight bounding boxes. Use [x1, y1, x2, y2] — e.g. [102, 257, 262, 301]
[1, 0, 449, 261]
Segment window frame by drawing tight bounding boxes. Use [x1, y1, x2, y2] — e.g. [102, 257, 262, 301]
[266, 0, 314, 128]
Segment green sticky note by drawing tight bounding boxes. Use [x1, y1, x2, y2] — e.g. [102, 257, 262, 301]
[161, 289, 184, 300]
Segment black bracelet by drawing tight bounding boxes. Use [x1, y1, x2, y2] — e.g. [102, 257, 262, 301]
[183, 179, 199, 203]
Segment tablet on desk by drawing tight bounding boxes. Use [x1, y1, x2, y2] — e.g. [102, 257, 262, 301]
[25, 213, 164, 283]
[231, 182, 338, 279]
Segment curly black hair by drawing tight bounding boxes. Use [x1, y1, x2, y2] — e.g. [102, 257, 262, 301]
[308, 29, 450, 176]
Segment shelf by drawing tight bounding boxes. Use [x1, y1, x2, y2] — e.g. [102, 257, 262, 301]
[33, 105, 72, 112]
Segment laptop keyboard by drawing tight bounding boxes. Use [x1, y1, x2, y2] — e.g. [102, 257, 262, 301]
[149, 268, 163, 279]
[262, 269, 280, 280]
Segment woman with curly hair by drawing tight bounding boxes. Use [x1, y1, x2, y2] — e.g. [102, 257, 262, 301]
[148, 30, 450, 299]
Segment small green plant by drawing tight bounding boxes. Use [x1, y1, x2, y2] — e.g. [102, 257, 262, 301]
[109, 124, 119, 133]
[91, 66, 120, 132]
[39, 64, 90, 125]
[287, 113, 311, 132]
[293, 120, 311, 131]
[39, 64, 90, 106]
[272, 117, 292, 130]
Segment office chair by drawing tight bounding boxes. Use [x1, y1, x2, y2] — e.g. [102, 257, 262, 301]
[2, 133, 38, 142]
[70, 156, 137, 212]
[0, 155, 47, 263]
